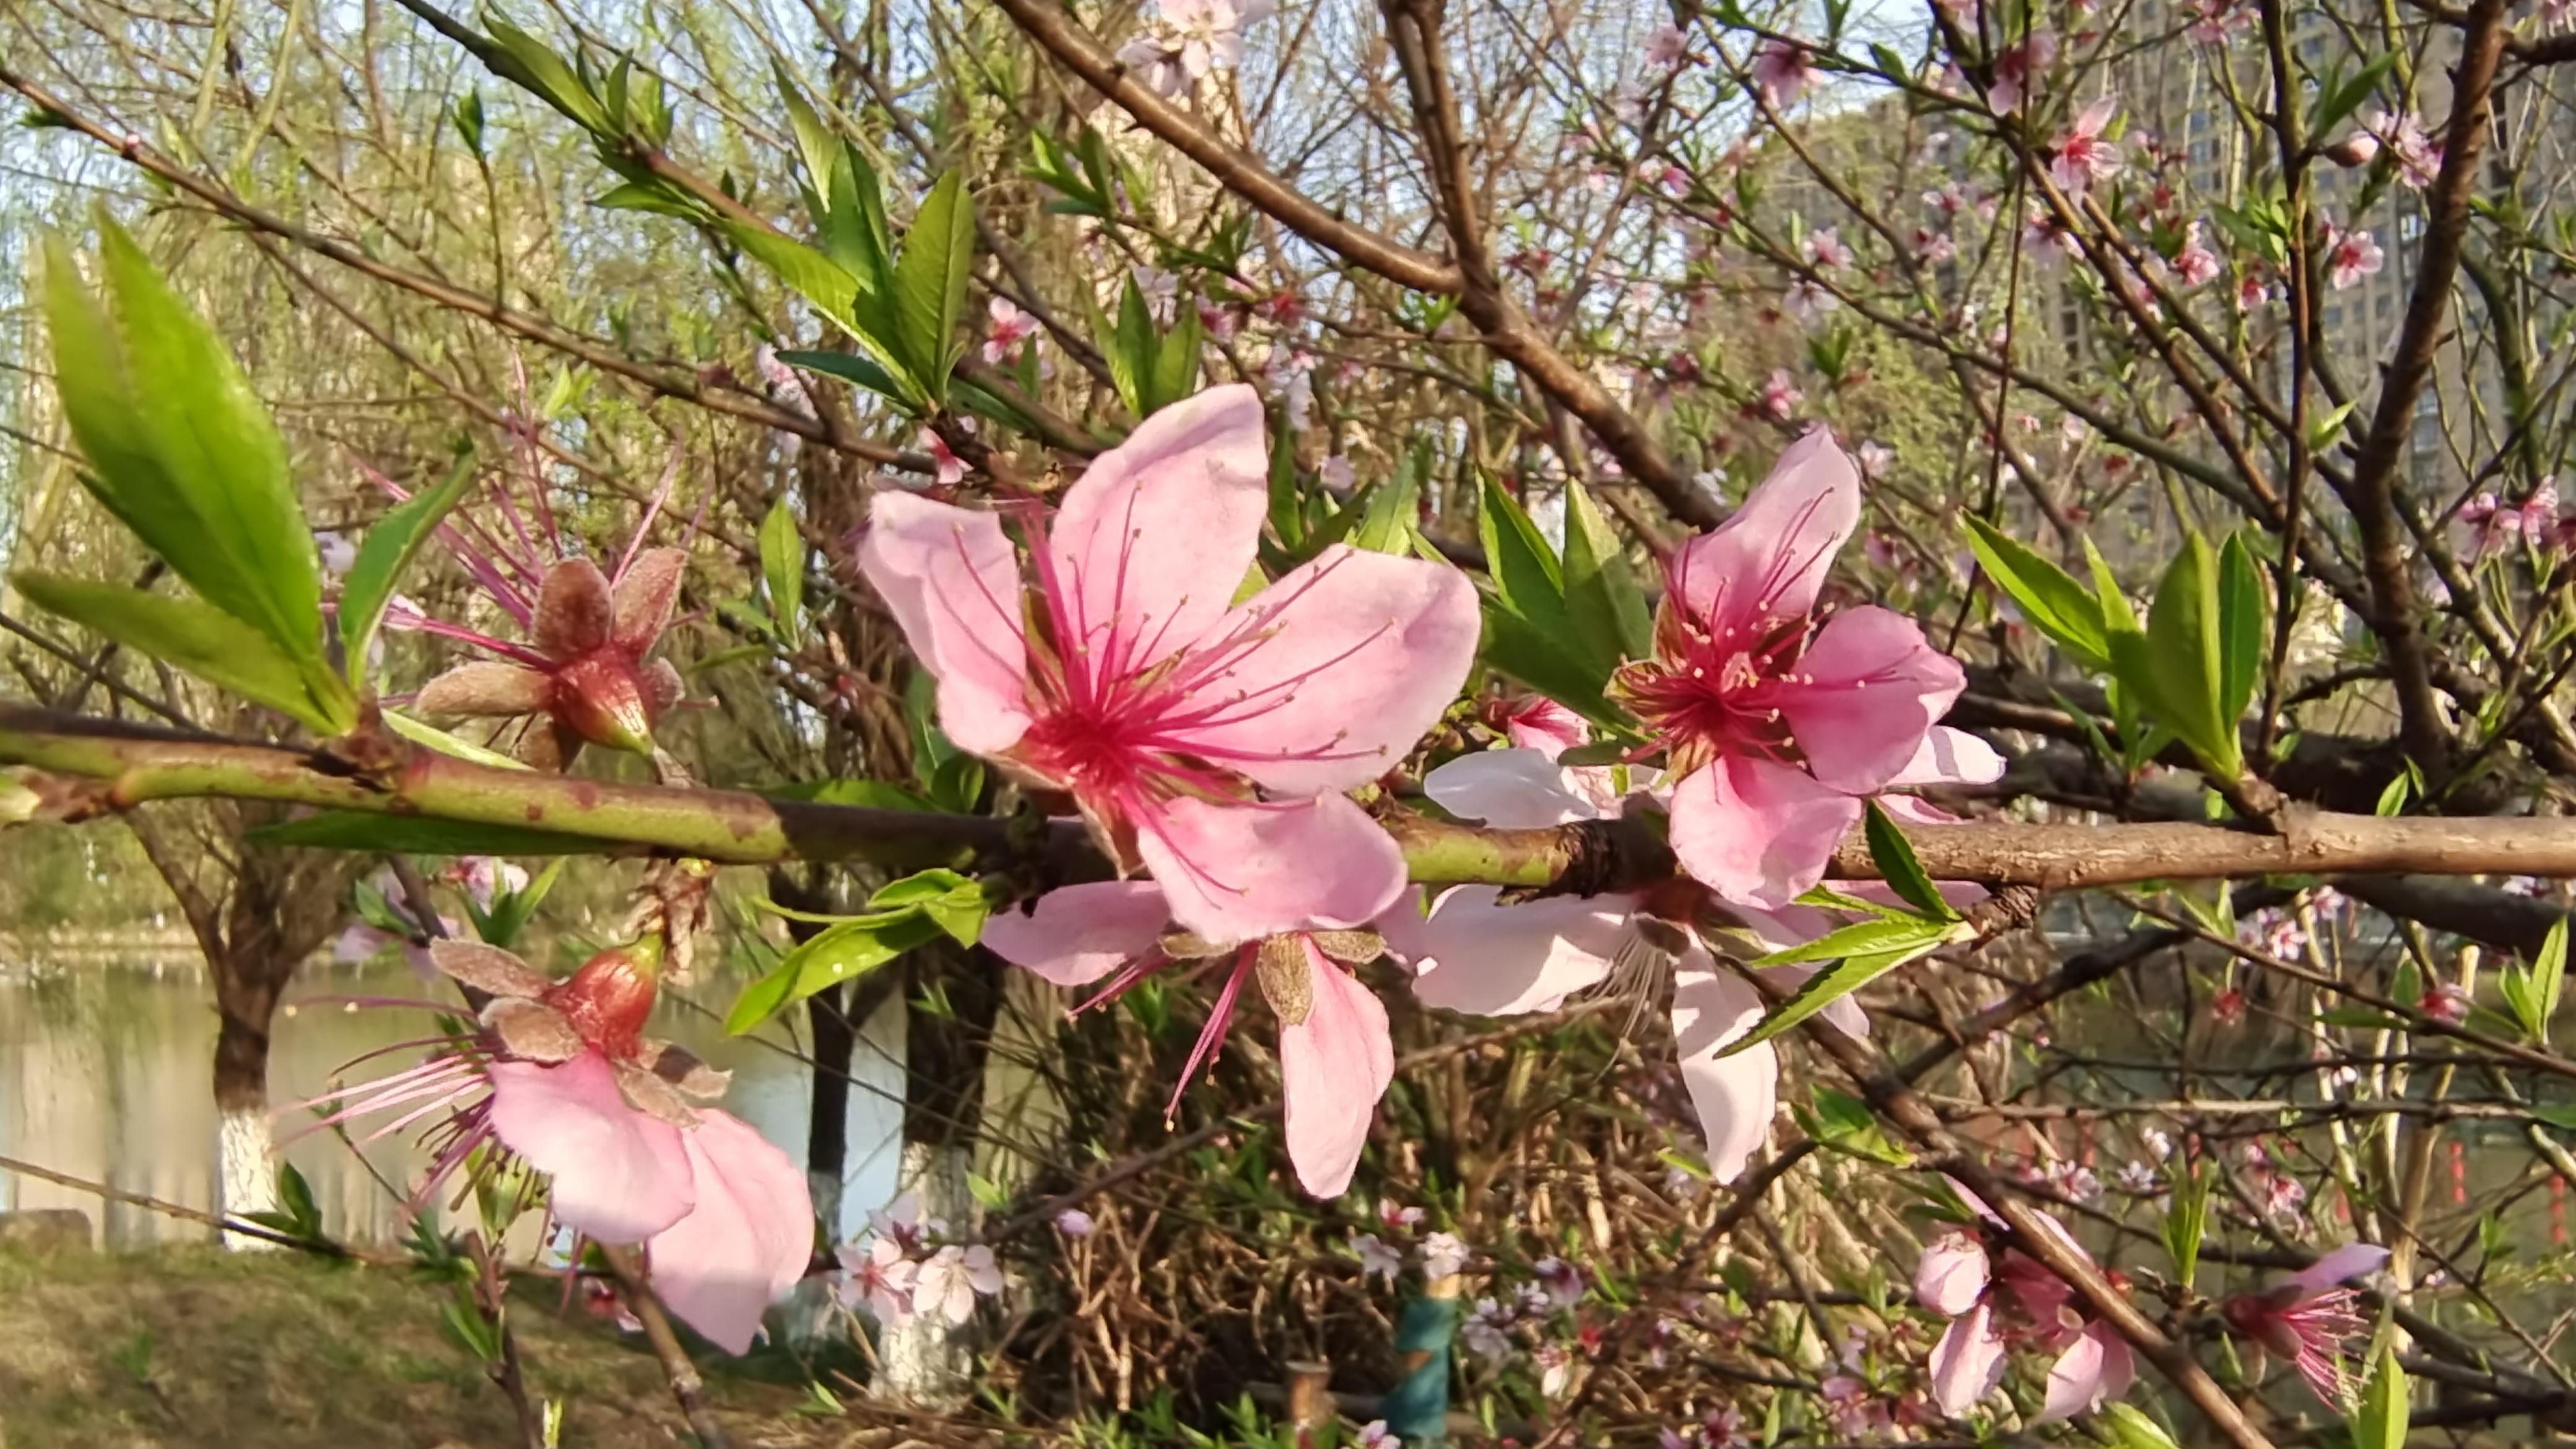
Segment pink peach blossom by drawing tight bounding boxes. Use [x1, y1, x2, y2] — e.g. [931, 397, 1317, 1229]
[1612, 432, 1969, 908]
[1751, 38, 1819, 108]
[2049, 96, 2124, 193]
[2222, 1242, 2390, 1405]
[859, 385, 1479, 944]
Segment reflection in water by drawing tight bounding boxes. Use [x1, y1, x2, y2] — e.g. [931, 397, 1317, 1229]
[0, 955, 905, 1248]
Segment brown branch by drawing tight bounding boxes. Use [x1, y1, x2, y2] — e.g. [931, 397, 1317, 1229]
[2328, 0, 2510, 773]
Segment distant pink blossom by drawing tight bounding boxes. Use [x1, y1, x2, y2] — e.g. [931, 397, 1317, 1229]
[2050, 97, 2124, 192]
[2365, 108, 2442, 189]
[1647, 24, 1690, 68]
[1804, 227, 1855, 271]
[2172, 225, 2221, 286]
[1913, 228, 1956, 264]
[1989, 31, 2058, 115]
[2326, 225, 2383, 290]
[1783, 277, 1838, 324]
[1756, 368, 1804, 420]
[1918, 1202, 2136, 1422]
[917, 427, 967, 487]
[1751, 38, 1820, 108]
[981, 296, 1042, 363]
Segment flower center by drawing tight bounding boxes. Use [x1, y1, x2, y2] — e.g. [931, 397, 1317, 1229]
[1614, 615, 1807, 773]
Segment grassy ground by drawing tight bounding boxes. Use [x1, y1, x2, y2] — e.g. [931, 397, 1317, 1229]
[0, 1242, 834, 1449]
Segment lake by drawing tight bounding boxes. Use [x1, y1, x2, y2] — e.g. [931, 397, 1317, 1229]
[0, 950, 908, 1248]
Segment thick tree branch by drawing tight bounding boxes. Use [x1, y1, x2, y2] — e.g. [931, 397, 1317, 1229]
[13, 707, 2576, 892]
[2328, 0, 2509, 772]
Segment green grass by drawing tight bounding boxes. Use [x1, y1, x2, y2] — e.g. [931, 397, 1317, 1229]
[0, 1243, 818, 1448]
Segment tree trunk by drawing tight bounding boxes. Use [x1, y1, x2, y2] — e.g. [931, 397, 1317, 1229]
[874, 942, 1002, 1409]
[211, 958, 288, 1248]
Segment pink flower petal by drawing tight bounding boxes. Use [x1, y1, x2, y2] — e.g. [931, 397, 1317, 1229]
[1503, 698, 1589, 757]
[1928, 1300, 2009, 1415]
[1669, 755, 1864, 909]
[1134, 794, 1406, 943]
[857, 492, 1033, 755]
[647, 1110, 816, 1354]
[1891, 726, 2006, 786]
[983, 882, 1172, 985]
[1670, 951, 1778, 1183]
[1772, 606, 1965, 794]
[1915, 1232, 1990, 1316]
[2038, 1320, 2134, 1423]
[485, 1054, 694, 1244]
[1160, 545, 1480, 797]
[2287, 1242, 2390, 1299]
[1394, 886, 1629, 1016]
[1276, 937, 1395, 1198]
[1423, 749, 1608, 827]
[1669, 427, 1860, 635]
[1045, 384, 1269, 680]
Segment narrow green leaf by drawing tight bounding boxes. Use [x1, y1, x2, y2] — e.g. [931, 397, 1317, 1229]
[890, 171, 977, 402]
[1724, 938, 1945, 1056]
[342, 450, 477, 682]
[775, 347, 908, 404]
[1146, 298, 1203, 414]
[478, 9, 611, 132]
[1963, 515, 2109, 671]
[2099, 1404, 2185, 1449]
[1352, 456, 1421, 555]
[1749, 914, 1955, 968]
[14, 574, 352, 733]
[2163, 1165, 2208, 1289]
[1477, 474, 1568, 616]
[1482, 607, 1635, 728]
[2217, 531, 2269, 725]
[1864, 801, 1957, 921]
[785, 912, 944, 1000]
[246, 811, 597, 855]
[590, 181, 705, 218]
[2349, 1342, 2408, 1449]
[771, 777, 933, 810]
[1106, 276, 1154, 416]
[1561, 483, 1655, 668]
[1266, 413, 1305, 549]
[724, 222, 861, 325]
[2310, 54, 2396, 142]
[2113, 534, 2241, 777]
[759, 497, 806, 643]
[2085, 536, 2141, 633]
[2532, 916, 2566, 1033]
[48, 225, 326, 664]
[725, 953, 801, 1035]
[772, 61, 842, 222]
[381, 710, 532, 770]
[1795, 1085, 1912, 1165]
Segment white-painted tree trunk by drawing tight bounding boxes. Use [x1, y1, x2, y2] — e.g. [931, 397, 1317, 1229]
[874, 1139, 974, 1407]
[216, 1107, 279, 1251]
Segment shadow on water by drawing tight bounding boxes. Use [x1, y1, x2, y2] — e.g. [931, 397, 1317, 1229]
[0, 951, 908, 1248]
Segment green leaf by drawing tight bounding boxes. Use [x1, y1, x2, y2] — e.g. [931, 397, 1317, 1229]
[2528, 1103, 2576, 1133]
[759, 496, 806, 643]
[2086, 536, 2141, 633]
[1725, 937, 1946, 1056]
[1482, 608, 1634, 728]
[2217, 531, 2269, 726]
[2505, 918, 2566, 1042]
[14, 573, 354, 733]
[2310, 54, 2396, 142]
[1145, 298, 1203, 415]
[890, 171, 977, 404]
[2348, 1342, 2408, 1449]
[1477, 474, 1567, 619]
[724, 954, 801, 1035]
[342, 451, 477, 682]
[1266, 414, 1305, 549]
[591, 181, 704, 219]
[724, 222, 862, 327]
[2111, 534, 2241, 777]
[1105, 276, 1155, 416]
[1863, 801, 1957, 921]
[1964, 515, 2108, 671]
[772, 777, 933, 810]
[1352, 455, 1422, 555]
[381, 710, 533, 770]
[477, 858, 564, 949]
[44, 226, 327, 667]
[775, 347, 908, 404]
[1561, 483, 1653, 666]
[1751, 914, 1956, 968]
[871, 869, 993, 946]
[2162, 1164, 2208, 1289]
[1794, 1085, 1911, 1165]
[477, 9, 610, 133]
[772, 61, 843, 224]
[2099, 1404, 2185, 1449]
[247, 811, 596, 855]
[783, 912, 942, 1005]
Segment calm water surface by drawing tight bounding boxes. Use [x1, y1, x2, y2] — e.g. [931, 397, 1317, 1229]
[0, 953, 907, 1247]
